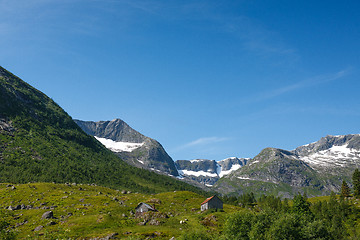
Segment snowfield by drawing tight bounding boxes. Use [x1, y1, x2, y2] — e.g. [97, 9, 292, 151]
[299, 144, 360, 167]
[94, 136, 144, 152]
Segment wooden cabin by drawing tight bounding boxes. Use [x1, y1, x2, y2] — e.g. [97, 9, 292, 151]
[201, 195, 223, 211]
[135, 202, 157, 216]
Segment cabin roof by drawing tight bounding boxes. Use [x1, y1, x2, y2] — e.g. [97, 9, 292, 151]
[135, 202, 156, 211]
[201, 195, 219, 205]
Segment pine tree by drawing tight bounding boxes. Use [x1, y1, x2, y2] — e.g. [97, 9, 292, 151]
[352, 169, 360, 198]
[292, 193, 311, 216]
[340, 180, 351, 198]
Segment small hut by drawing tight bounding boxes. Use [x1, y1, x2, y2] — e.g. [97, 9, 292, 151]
[201, 195, 223, 211]
[135, 202, 157, 216]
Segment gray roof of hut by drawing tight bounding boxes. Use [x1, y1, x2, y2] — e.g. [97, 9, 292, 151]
[135, 202, 156, 211]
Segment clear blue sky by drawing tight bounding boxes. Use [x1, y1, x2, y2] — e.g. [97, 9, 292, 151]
[1, 0, 359, 161]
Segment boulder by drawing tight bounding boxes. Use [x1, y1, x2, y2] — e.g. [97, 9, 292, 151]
[34, 225, 44, 231]
[41, 211, 54, 219]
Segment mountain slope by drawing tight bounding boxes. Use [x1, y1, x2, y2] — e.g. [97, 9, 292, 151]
[0, 66, 202, 194]
[175, 157, 249, 186]
[75, 119, 179, 176]
[214, 135, 360, 198]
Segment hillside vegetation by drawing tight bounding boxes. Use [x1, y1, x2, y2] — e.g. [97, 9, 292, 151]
[1, 183, 360, 239]
[0, 183, 240, 239]
[0, 66, 204, 194]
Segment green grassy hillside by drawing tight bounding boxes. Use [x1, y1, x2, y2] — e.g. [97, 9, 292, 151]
[0, 66, 204, 194]
[0, 183, 240, 239]
[1, 183, 360, 239]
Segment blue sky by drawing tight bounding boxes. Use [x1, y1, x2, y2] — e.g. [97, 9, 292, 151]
[1, 0, 359, 161]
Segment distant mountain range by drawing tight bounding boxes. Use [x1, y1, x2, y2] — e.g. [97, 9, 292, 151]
[214, 134, 360, 198]
[175, 157, 249, 186]
[75, 112, 360, 198]
[3, 65, 359, 198]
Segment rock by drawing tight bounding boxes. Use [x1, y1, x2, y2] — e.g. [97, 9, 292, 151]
[149, 219, 160, 226]
[15, 220, 28, 228]
[121, 190, 127, 194]
[137, 220, 148, 226]
[8, 205, 21, 211]
[34, 225, 44, 231]
[105, 232, 118, 239]
[41, 211, 54, 219]
[47, 221, 57, 226]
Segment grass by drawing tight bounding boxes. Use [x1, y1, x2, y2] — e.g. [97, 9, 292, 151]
[0, 183, 241, 239]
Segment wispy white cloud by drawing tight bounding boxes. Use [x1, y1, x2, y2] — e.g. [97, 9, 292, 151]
[186, 137, 229, 147]
[220, 15, 299, 63]
[247, 68, 352, 103]
[173, 136, 230, 152]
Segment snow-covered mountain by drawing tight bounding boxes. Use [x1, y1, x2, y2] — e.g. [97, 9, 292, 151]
[213, 134, 360, 198]
[175, 157, 249, 186]
[75, 119, 179, 176]
[294, 134, 360, 173]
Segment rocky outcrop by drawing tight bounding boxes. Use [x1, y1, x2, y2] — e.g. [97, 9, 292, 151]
[175, 157, 249, 186]
[75, 119, 179, 176]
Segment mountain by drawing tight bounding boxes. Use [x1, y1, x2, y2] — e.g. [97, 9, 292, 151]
[213, 134, 360, 198]
[0, 66, 203, 194]
[175, 157, 249, 186]
[75, 119, 179, 176]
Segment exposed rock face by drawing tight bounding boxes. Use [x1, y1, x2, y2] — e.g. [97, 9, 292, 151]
[41, 211, 54, 219]
[75, 119, 179, 176]
[175, 157, 249, 186]
[0, 118, 14, 132]
[213, 134, 360, 198]
[76, 119, 146, 143]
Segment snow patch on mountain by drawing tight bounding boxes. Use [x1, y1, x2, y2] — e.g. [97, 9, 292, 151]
[177, 169, 218, 178]
[94, 136, 144, 152]
[190, 159, 204, 163]
[299, 144, 360, 167]
[176, 157, 249, 186]
[219, 164, 242, 177]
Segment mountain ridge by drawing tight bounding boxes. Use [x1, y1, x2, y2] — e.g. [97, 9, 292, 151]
[213, 134, 360, 198]
[75, 119, 179, 176]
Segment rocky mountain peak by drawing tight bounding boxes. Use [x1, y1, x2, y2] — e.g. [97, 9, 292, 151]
[75, 119, 146, 143]
[75, 119, 179, 176]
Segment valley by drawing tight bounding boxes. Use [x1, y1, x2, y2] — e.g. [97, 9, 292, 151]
[1, 65, 360, 239]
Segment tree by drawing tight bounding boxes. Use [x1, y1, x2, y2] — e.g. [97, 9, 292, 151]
[265, 213, 301, 240]
[352, 169, 360, 197]
[292, 193, 311, 217]
[340, 180, 351, 198]
[224, 212, 254, 240]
